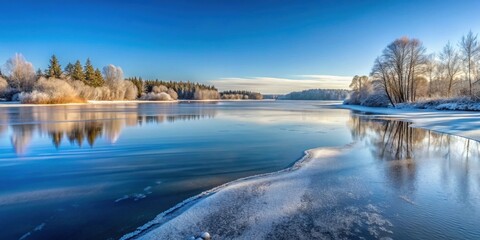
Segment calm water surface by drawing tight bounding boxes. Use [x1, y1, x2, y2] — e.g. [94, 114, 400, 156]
[0, 101, 478, 239]
[0, 101, 351, 240]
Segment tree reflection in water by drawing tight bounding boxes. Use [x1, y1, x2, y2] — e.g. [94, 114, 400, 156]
[348, 113, 480, 205]
[0, 104, 217, 154]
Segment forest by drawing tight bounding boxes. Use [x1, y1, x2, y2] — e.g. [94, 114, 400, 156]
[220, 90, 263, 100]
[280, 89, 349, 100]
[0, 55, 231, 103]
[127, 77, 220, 100]
[345, 31, 480, 110]
[0, 54, 139, 103]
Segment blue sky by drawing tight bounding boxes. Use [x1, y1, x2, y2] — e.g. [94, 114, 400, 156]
[1, 0, 479, 93]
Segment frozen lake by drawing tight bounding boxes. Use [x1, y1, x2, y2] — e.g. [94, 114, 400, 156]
[0, 101, 479, 239]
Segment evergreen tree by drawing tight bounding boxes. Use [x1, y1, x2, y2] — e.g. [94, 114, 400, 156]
[64, 63, 74, 77]
[36, 68, 43, 78]
[84, 58, 96, 86]
[47, 55, 62, 78]
[72, 60, 85, 82]
[92, 68, 105, 87]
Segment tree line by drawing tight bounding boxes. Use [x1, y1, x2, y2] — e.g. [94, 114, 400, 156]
[0, 54, 138, 103]
[280, 89, 349, 100]
[0, 54, 258, 103]
[127, 77, 219, 100]
[220, 90, 263, 100]
[346, 31, 480, 107]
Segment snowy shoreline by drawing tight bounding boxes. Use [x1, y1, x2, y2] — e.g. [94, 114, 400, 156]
[124, 143, 409, 239]
[121, 149, 317, 240]
[0, 99, 274, 107]
[336, 104, 480, 141]
[122, 104, 480, 239]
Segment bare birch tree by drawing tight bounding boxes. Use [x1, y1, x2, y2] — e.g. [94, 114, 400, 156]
[459, 31, 480, 96]
[439, 42, 462, 97]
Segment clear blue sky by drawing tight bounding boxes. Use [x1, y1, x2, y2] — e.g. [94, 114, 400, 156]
[1, 0, 479, 93]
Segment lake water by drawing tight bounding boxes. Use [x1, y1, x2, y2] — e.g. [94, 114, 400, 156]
[0, 101, 479, 239]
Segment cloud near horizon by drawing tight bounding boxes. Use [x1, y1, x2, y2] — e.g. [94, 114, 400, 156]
[209, 75, 352, 94]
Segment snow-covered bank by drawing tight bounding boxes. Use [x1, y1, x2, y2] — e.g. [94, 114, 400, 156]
[0, 100, 178, 107]
[0, 99, 274, 107]
[395, 98, 480, 111]
[337, 104, 480, 141]
[123, 145, 396, 239]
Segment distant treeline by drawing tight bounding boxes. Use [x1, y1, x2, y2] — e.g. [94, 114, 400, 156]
[127, 77, 219, 100]
[280, 89, 350, 100]
[220, 90, 263, 100]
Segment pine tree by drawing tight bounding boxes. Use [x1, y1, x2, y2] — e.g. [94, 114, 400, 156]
[64, 63, 74, 77]
[47, 55, 62, 78]
[92, 68, 105, 87]
[84, 58, 96, 86]
[72, 60, 85, 82]
[36, 68, 43, 78]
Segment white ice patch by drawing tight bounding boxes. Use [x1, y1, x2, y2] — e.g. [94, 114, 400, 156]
[19, 223, 46, 240]
[115, 195, 130, 203]
[122, 145, 394, 239]
[132, 193, 146, 201]
[34, 223, 45, 232]
[19, 232, 31, 240]
[115, 185, 154, 203]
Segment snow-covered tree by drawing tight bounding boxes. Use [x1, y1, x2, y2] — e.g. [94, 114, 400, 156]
[3, 53, 36, 91]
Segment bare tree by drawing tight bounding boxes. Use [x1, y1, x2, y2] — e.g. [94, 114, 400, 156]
[424, 54, 437, 97]
[439, 42, 462, 97]
[370, 37, 427, 104]
[459, 31, 480, 96]
[3, 53, 36, 91]
[347, 75, 371, 104]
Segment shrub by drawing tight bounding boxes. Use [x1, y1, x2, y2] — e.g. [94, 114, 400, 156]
[19, 78, 85, 104]
[0, 77, 8, 99]
[140, 92, 173, 101]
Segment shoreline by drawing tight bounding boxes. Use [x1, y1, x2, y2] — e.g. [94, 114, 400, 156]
[121, 148, 317, 240]
[0, 99, 275, 107]
[123, 104, 480, 239]
[336, 104, 480, 142]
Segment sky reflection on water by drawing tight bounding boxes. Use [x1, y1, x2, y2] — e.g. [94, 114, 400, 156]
[0, 102, 351, 240]
[0, 102, 478, 240]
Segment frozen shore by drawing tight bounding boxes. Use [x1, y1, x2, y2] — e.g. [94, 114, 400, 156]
[337, 104, 480, 141]
[123, 145, 398, 239]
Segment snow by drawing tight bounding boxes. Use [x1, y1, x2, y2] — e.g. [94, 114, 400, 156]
[396, 97, 480, 111]
[0, 99, 273, 107]
[122, 147, 394, 239]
